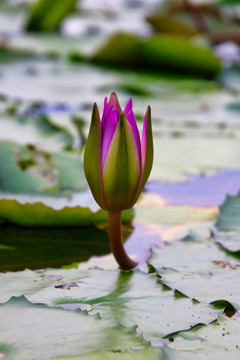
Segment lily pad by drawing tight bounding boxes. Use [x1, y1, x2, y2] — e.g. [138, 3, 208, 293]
[0, 296, 149, 360]
[135, 192, 218, 226]
[0, 192, 133, 227]
[0, 114, 73, 151]
[149, 235, 240, 310]
[0, 268, 89, 303]
[215, 192, 240, 253]
[0, 141, 53, 193]
[139, 35, 222, 77]
[0, 140, 87, 193]
[151, 138, 240, 182]
[61, 347, 161, 360]
[26, 269, 221, 341]
[216, 192, 240, 235]
[167, 314, 240, 360]
[92, 33, 222, 77]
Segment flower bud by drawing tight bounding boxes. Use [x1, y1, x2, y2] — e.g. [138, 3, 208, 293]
[84, 92, 153, 211]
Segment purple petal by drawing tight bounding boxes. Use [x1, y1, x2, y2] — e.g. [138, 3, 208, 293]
[124, 98, 132, 116]
[108, 92, 122, 118]
[126, 109, 141, 172]
[101, 97, 110, 125]
[101, 108, 118, 168]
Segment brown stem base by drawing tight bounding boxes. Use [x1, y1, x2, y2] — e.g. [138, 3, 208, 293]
[108, 211, 137, 271]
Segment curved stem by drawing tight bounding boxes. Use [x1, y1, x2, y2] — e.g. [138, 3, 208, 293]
[108, 211, 137, 271]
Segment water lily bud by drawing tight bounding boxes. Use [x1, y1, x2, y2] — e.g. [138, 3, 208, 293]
[84, 92, 153, 211]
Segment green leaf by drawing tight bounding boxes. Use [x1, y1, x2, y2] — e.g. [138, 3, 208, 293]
[151, 137, 240, 182]
[0, 140, 87, 193]
[0, 296, 149, 359]
[102, 112, 140, 210]
[146, 14, 198, 37]
[91, 33, 139, 68]
[92, 33, 222, 77]
[135, 192, 218, 225]
[25, 0, 78, 32]
[0, 113, 73, 151]
[20, 269, 221, 341]
[0, 193, 133, 227]
[149, 234, 240, 310]
[0, 141, 52, 193]
[139, 35, 222, 78]
[57, 347, 161, 360]
[215, 193, 240, 252]
[167, 314, 240, 359]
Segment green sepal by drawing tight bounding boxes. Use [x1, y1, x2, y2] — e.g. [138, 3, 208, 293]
[84, 103, 105, 209]
[141, 106, 153, 191]
[102, 112, 140, 210]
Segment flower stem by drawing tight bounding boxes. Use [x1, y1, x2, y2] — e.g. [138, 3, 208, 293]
[108, 211, 137, 270]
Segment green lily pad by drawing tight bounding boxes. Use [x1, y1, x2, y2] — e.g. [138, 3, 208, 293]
[216, 192, 240, 234]
[57, 347, 161, 360]
[0, 192, 133, 227]
[135, 192, 218, 225]
[7, 33, 95, 58]
[151, 138, 240, 182]
[25, 269, 221, 341]
[146, 14, 198, 37]
[149, 234, 240, 310]
[215, 192, 240, 253]
[0, 268, 89, 303]
[92, 33, 222, 77]
[0, 140, 87, 193]
[139, 35, 222, 78]
[0, 141, 52, 193]
[0, 114, 73, 151]
[92, 33, 139, 68]
[0, 296, 149, 360]
[167, 314, 240, 360]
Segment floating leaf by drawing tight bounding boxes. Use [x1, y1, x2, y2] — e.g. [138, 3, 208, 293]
[0, 140, 87, 193]
[0, 192, 133, 227]
[0, 141, 52, 193]
[215, 192, 240, 253]
[92, 33, 222, 77]
[149, 235, 240, 310]
[135, 192, 218, 226]
[64, 347, 161, 360]
[151, 138, 240, 182]
[146, 14, 198, 37]
[0, 114, 73, 151]
[0, 296, 149, 359]
[216, 192, 240, 235]
[92, 33, 139, 68]
[25, 269, 221, 341]
[167, 314, 240, 359]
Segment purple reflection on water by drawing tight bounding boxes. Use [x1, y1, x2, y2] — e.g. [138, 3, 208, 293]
[145, 170, 240, 207]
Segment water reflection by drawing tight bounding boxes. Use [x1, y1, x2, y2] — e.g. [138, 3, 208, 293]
[0, 225, 109, 272]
